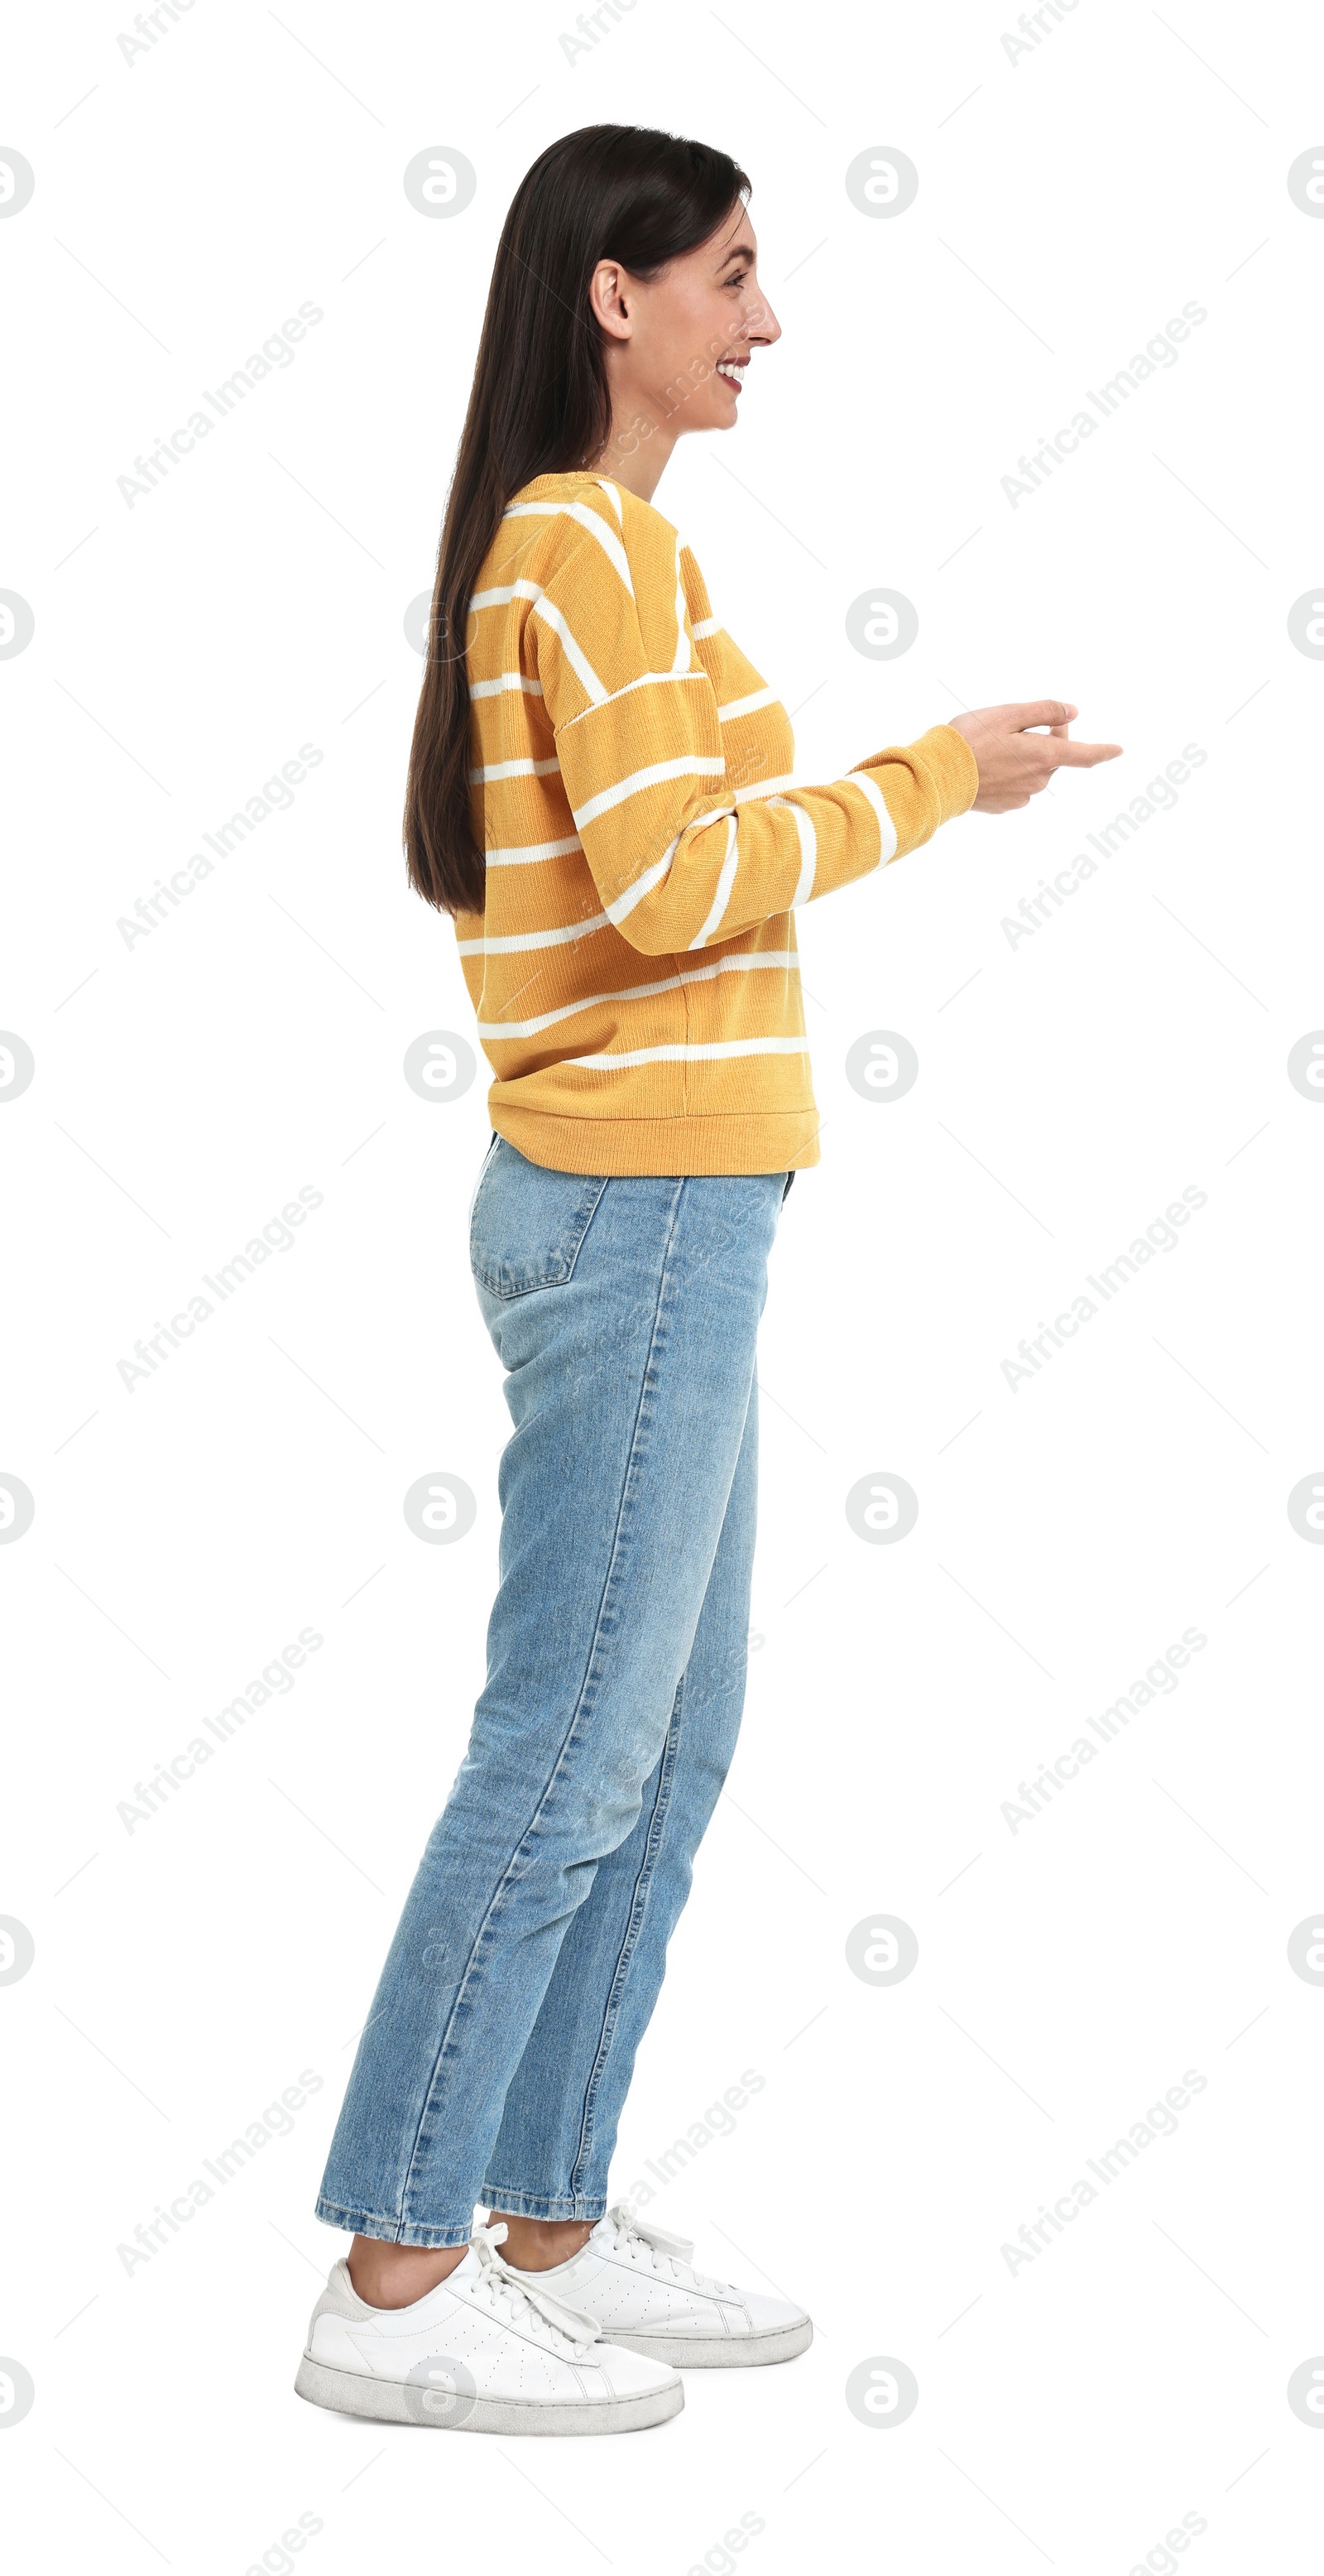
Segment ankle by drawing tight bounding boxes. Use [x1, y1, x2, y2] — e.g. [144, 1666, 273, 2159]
[347, 2234, 467, 2309]
[489, 2212, 595, 2271]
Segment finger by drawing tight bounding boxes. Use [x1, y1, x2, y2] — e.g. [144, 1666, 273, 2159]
[1046, 738, 1124, 768]
[1008, 700, 1078, 733]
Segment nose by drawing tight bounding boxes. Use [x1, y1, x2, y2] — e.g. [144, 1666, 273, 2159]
[746, 281, 782, 348]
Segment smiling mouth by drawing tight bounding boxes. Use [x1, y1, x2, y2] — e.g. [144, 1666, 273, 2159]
[716, 360, 746, 392]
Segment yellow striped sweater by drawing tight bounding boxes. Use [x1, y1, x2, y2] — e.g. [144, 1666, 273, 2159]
[458, 469, 979, 1174]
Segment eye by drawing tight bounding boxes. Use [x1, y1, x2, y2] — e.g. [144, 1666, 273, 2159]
[724, 267, 748, 289]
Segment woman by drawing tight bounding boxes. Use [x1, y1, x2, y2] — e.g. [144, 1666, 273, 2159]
[297, 124, 1119, 2436]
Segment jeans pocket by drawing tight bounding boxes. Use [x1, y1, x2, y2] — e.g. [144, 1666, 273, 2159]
[470, 1138, 610, 1299]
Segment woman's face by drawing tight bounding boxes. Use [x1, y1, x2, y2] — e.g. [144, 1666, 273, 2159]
[590, 204, 781, 453]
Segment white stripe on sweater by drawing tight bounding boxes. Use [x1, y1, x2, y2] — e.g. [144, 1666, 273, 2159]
[457, 912, 612, 955]
[599, 802, 724, 921]
[529, 593, 608, 704]
[786, 800, 818, 906]
[501, 499, 633, 594]
[565, 1036, 810, 1071]
[691, 615, 722, 639]
[717, 686, 778, 723]
[603, 849, 677, 926]
[476, 949, 800, 1040]
[468, 756, 561, 783]
[844, 767, 899, 863]
[556, 669, 709, 735]
[467, 579, 607, 705]
[470, 672, 543, 699]
[598, 801, 733, 923]
[484, 833, 583, 867]
[571, 753, 723, 830]
[733, 772, 794, 802]
[468, 579, 535, 612]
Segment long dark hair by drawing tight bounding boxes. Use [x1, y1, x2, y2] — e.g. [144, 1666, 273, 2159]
[403, 125, 750, 916]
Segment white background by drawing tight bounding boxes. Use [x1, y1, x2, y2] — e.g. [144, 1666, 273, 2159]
[4, 0, 1324, 2567]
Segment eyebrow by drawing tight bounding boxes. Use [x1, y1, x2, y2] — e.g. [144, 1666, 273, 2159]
[716, 238, 756, 268]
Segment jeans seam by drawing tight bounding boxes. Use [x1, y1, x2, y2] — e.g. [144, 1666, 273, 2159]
[397, 1175, 688, 2229]
[313, 2195, 474, 2248]
[568, 1677, 685, 2200]
[481, 2187, 609, 2222]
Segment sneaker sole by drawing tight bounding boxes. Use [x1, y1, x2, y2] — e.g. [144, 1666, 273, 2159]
[603, 2319, 813, 2369]
[294, 2353, 684, 2434]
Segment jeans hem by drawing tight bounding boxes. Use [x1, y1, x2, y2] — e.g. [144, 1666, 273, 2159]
[481, 2186, 609, 2223]
[313, 2195, 474, 2249]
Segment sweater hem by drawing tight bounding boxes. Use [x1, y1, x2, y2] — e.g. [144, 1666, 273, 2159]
[489, 1104, 822, 1176]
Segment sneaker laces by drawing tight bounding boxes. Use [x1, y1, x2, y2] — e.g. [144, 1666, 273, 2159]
[602, 2201, 733, 2295]
[467, 2223, 602, 2357]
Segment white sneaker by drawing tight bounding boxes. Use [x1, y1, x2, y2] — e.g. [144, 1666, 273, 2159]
[506, 2204, 813, 2369]
[295, 2222, 683, 2434]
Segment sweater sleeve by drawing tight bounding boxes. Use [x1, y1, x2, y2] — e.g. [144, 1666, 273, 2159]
[526, 503, 979, 957]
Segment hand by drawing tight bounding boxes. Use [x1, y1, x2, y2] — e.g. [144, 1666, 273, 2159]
[947, 701, 1122, 814]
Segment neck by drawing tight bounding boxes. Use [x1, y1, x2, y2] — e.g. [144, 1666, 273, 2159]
[588, 416, 674, 505]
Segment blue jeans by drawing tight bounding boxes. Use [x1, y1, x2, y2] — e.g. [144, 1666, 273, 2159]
[315, 1138, 792, 2246]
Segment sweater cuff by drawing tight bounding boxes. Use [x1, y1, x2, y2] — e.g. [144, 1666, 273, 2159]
[850, 722, 981, 853]
[914, 723, 981, 821]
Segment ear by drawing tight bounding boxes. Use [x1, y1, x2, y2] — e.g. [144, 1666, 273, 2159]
[588, 257, 634, 343]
